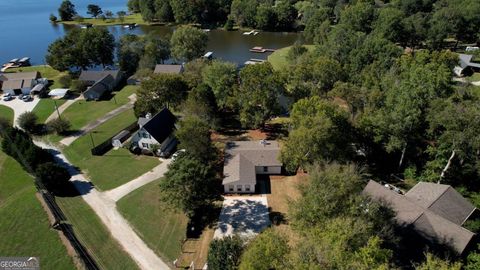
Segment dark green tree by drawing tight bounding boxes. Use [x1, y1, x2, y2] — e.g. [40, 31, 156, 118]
[239, 229, 290, 270]
[201, 60, 238, 109]
[176, 116, 215, 162]
[17, 112, 38, 134]
[36, 162, 71, 195]
[58, 0, 76, 21]
[170, 26, 208, 61]
[87, 4, 103, 18]
[207, 235, 244, 270]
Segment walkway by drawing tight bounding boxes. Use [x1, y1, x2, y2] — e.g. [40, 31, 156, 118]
[0, 97, 40, 127]
[33, 140, 170, 270]
[59, 94, 136, 146]
[105, 159, 171, 202]
[45, 96, 82, 123]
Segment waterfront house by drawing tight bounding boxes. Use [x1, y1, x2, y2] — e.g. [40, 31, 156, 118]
[153, 64, 184, 75]
[131, 108, 177, 157]
[223, 140, 282, 193]
[363, 180, 477, 254]
[79, 70, 124, 100]
[0, 71, 41, 95]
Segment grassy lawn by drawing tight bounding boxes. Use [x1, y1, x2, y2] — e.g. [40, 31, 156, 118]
[0, 151, 75, 269]
[63, 108, 159, 190]
[268, 45, 316, 70]
[33, 98, 67, 124]
[56, 195, 139, 269]
[61, 85, 137, 131]
[7, 65, 67, 89]
[467, 72, 480, 82]
[0, 105, 14, 124]
[117, 179, 188, 265]
[60, 13, 147, 26]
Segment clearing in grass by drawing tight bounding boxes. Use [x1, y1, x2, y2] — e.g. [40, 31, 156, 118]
[63, 108, 159, 190]
[0, 150, 75, 269]
[117, 179, 188, 265]
[268, 45, 316, 71]
[33, 98, 67, 124]
[0, 105, 14, 124]
[59, 13, 147, 26]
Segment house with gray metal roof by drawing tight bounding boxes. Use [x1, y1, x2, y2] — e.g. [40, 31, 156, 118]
[153, 64, 184, 75]
[223, 140, 282, 193]
[363, 180, 477, 254]
[455, 54, 480, 76]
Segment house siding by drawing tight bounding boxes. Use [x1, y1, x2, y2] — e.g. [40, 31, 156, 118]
[224, 183, 256, 193]
[255, 166, 282, 175]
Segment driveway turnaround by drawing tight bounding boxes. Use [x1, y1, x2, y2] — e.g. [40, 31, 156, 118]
[59, 94, 136, 146]
[0, 97, 40, 127]
[104, 159, 171, 202]
[34, 140, 170, 270]
[213, 196, 271, 239]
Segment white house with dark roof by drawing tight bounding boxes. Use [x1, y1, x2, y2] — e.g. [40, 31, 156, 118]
[363, 180, 477, 254]
[131, 108, 177, 157]
[223, 140, 282, 193]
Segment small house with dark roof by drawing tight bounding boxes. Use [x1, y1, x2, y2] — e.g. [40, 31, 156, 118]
[153, 64, 184, 75]
[363, 180, 477, 254]
[79, 70, 124, 87]
[131, 108, 177, 157]
[82, 74, 114, 100]
[223, 140, 282, 193]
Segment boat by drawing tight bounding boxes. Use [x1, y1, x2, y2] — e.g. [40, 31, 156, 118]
[203, 29, 211, 32]
[249, 46, 266, 53]
[243, 30, 255, 35]
[203, 52, 214, 59]
[18, 57, 31, 67]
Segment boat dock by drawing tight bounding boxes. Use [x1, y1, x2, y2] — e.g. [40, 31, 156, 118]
[249, 46, 276, 53]
[243, 30, 259, 36]
[1, 57, 31, 71]
[244, 58, 266, 65]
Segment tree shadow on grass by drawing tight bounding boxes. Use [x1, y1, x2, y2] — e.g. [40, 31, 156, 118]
[187, 204, 222, 238]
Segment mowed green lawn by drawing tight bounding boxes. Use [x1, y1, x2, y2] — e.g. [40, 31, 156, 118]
[63, 109, 159, 190]
[33, 98, 67, 124]
[0, 105, 14, 124]
[55, 195, 139, 270]
[117, 179, 188, 264]
[268, 45, 316, 70]
[61, 85, 138, 131]
[60, 13, 146, 26]
[0, 151, 75, 269]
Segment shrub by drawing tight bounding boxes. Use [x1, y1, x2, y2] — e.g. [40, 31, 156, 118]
[58, 74, 72, 88]
[224, 16, 234, 31]
[47, 118, 71, 135]
[70, 79, 88, 93]
[49, 14, 58, 22]
[73, 15, 84, 22]
[17, 111, 38, 134]
[208, 235, 244, 270]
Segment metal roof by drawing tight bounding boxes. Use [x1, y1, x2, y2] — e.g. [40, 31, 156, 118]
[153, 64, 183, 74]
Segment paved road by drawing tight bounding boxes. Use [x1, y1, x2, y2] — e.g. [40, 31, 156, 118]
[59, 94, 136, 146]
[45, 96, 82, 123]
[34, 141, 170, 270]
[105, 159, 171, 202]
[0, 96, 40, 127]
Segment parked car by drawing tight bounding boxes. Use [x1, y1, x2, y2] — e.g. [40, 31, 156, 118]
[172, 149, 186, 161]
[3, 93, 13, 101]
[22, 95, 33, 102]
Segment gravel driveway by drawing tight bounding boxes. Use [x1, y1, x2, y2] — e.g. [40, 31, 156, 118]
[0, 96, 40, 127]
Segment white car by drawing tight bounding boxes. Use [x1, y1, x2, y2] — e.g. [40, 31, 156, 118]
[171, 149, 186, 161]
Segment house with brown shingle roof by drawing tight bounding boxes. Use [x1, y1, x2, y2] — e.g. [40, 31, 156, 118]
[0, 71, 41, 95]
[223, 140, 282, 193]
[363, 180, 477, 254]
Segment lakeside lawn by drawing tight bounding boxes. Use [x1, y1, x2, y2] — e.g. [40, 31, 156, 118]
[55, 195, 139, 270]
[0, 105, 14, 124]
[0, 151, 75, 269]
[63, 108, 159, 190]
[59, 13, 147, 26]
[7, 65, 68, 89]
[117, 179, 188, 265]
[467, 72, 480, 83]
[268, 45, 316, 70]
[33, 98, 67, 124]
[61, 85, 138, 131]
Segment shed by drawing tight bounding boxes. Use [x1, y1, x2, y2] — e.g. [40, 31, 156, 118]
[112, 130, 131, 148]
[48, 88, 69, 99]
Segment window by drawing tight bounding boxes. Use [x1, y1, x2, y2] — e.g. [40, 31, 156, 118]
[245, 185, 251, 192]
[237, 185, 242, 192]
[142, 132, 150, 139]
[228, 185, 234, 192]
[263, 166, 268, 172]
[142, 143, 149, 148]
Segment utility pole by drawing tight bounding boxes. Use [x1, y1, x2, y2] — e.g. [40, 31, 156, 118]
[89, 132, 95, 148]
[53, 99, 61, 120]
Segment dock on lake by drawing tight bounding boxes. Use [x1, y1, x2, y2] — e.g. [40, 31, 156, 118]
[249, 47, 276, 53]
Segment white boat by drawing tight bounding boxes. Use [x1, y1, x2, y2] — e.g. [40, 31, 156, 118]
[243, 30, 255, 35]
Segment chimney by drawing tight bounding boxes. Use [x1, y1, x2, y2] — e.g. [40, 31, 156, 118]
[146, 112, 152, 119]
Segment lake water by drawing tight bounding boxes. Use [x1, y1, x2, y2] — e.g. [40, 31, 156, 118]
[0, 0, 301, 66]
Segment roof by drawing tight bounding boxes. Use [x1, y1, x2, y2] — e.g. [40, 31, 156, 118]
[459, 54, 480, 69]
[223, 154, 256, 185]
[83, 74, 114, 99]
[223, 140, 282, 185]
[405, 182, 476, 225]
[79, 70, 122, 82]
[48, 88, 69, 97]
[2, 71, 39, 81]
[363, 180, 476, 254]
[31, 83, 45, 93]
[2, 79, 24, 90]
[140, 108, 177, 143]
[153, 64, 183, 74]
